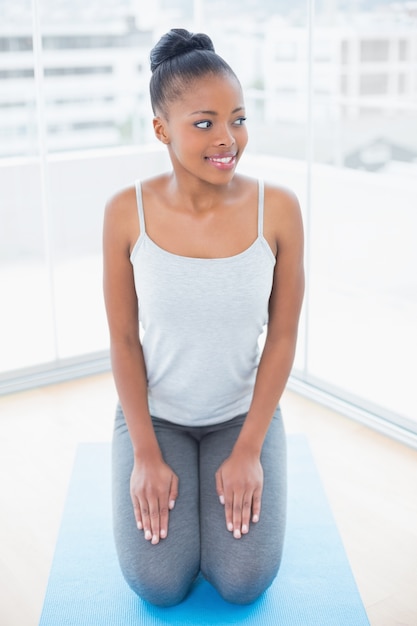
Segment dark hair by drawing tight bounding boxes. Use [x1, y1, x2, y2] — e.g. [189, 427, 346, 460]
[149, 28, 238, 115]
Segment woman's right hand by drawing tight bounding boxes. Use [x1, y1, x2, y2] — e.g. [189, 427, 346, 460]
[130, 456, 178, 545]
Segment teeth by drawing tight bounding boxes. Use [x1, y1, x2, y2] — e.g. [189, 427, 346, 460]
[211, 156, 234, 164]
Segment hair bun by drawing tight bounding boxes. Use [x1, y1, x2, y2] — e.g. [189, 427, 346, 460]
[150, 28, 215, 72]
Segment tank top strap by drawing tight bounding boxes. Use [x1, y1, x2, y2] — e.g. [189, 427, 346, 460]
[257, 179, 265, 237]
[134, 180, 146, 235]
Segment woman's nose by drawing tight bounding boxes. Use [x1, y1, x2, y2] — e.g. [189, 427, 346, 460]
[215, 125, 235, 147]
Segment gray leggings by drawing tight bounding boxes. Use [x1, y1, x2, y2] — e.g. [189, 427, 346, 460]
[112, 405, 287, 607]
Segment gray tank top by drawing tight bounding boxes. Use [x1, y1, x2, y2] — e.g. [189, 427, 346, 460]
[130, 180, 276, 426]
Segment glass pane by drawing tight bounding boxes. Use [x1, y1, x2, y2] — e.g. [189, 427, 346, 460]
[0, 162, 56, 373]
[0, 1, 57, 374]
[307, 4, 417, 426]
[0, 0, 38, 157]
[34, 0, 167, 360]
[47, 156, 107, 360]
[38, 0, 155, 153]
[47, 150, 171, 360]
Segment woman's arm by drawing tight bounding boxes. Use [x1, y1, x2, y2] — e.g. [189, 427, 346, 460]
[236, 185, 305, 451]
[103, 188, 178, 545]
[215, 184, 305, 538]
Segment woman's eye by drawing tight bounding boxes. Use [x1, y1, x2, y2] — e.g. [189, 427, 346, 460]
[233, 116, 247, 126]
[195, 120, 212, 129]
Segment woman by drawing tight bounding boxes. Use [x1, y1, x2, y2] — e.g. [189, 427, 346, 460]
[103, 28, 304, 607]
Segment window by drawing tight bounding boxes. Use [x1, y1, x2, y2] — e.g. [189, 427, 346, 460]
[0, 68, 34, 79]
[0, 36, 33, 52]
[275, 42, 297, 61]
[308, 7, 417, 435]
[44, 66, 113, 77]
[340, 74, 348, 95]
[399, 39, 408, 61]
[1, 0, 416, 442]
[360, 39, 390, 63]
[341, 40, 349, 65]
[42, 33, 152, 50]
[360, 73, 389, 95]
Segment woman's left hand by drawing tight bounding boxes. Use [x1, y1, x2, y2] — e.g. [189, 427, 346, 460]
[215, 449, 263, 539]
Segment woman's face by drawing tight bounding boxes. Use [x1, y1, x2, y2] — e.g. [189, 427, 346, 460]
[155, 72, 248, 185]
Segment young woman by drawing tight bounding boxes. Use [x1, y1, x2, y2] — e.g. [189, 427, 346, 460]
[103, 28, 304, 607]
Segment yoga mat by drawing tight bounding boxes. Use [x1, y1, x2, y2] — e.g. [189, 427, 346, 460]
[39, 436, 369, 625]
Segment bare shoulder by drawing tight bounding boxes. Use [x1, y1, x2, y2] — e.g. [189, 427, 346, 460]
[105, 185, 137, 223]
[263, 182, 304, 253]
[104, 185, 138, 253]
[264, 182, 301, 219]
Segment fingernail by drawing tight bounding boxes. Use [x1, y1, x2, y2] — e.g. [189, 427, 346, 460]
[233, 529, 241, 539]
[242, 524, 248, 534]
[227, 522, 233, 532]
[219, 495, 225, 505]
[169, 500, 176, 510]
[160, 529, 166, 538]
[252, 514, 259, 523]
[137, 521, 143, 530]
[145, 530, 152, 540]
[151, 535, 158, 544]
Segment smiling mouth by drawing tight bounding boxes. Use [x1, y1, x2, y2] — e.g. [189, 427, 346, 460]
[210, 156, 235, 163]
[206, 154, 237, 165]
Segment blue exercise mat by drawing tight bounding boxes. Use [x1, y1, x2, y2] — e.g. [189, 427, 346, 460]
[39, 436, 369, 625]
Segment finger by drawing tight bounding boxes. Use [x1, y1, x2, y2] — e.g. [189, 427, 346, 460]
[241, 491, 252, 535]
[223, 485, 234, 533]
[232, 492, 244, 539]
[132, 497, 143, 530]
[215, 470, 225, 505]
[159, 497, 169, 540]
[252, 487, 262, 523]
[140, 497, 160, 544]
[139, 498, 152, 541]
[169, 473, 179, 510]
[158, 474, 178, 540]
[148, 496, 161, 545]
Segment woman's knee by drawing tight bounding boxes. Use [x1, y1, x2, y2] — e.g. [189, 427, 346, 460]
[202, 532, 285, 605]
[120, 557, 198, 607]
[202, 557, 281, 605]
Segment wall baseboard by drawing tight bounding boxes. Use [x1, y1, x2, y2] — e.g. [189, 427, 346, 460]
[0, 353, 111, 396]
[288, 375, 417, 451]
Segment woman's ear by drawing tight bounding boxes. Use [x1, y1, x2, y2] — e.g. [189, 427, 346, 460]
[153, 117, 170, 144]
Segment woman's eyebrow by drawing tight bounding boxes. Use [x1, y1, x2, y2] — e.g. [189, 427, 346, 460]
[188, 106, 245, 117]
